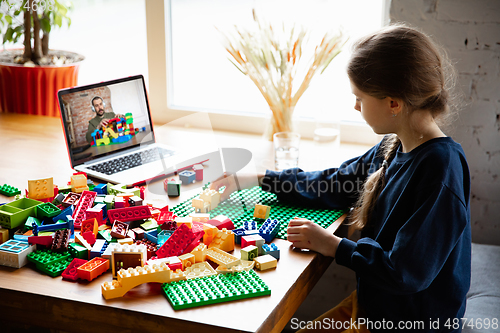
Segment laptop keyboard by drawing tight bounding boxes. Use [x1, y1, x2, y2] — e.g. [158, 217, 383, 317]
[87, 148, 176, 175]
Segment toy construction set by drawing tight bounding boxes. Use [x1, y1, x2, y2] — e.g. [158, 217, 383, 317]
[0, 171, 344, 310]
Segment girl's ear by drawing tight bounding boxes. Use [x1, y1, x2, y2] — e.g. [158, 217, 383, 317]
[389, 98, 403, 116]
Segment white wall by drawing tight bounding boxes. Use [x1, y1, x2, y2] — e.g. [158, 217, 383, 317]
[390, 0, 500, 245]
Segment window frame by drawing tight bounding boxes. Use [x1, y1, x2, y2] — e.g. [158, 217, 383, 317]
[145, 0, 389, 145]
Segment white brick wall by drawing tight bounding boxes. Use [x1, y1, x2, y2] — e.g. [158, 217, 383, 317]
[390, 0, 500, 245]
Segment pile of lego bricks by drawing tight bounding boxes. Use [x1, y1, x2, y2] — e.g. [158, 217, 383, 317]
[0, 177, 344, 310]
[171, 184, 346, 240]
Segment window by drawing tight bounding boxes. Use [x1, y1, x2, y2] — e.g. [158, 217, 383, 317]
[156, 0, 387, 143]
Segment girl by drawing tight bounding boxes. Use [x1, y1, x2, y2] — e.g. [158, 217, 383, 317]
[211, 24, 470, 332]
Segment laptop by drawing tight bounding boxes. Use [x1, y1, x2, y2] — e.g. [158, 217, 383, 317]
[57, 75, 208, 185]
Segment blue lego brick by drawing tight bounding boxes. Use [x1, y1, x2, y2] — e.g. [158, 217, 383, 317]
[93, 184, 107, 194]
[232, 228, 245, 245]
[162, 269, 271, 310]
[178, 170, 196, 185]
[258, 218, 280, 243]
[0, 239, 30, 253]
[32, 220, 71, 236]
[24, 216, 41, 231]
[262, 243, 280, 260]
[243, 220, 258, 231]
[90, 239, 108, 259]
[144, 230, 158, 244]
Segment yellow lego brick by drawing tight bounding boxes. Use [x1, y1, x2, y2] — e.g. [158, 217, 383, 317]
[192, 198, 210, 213]
[216, 260, 255, 274]
[254, 254, 277, 271]
[189, 213, 210, 223]
[206, 247, 240, 268]
[253, 204, 271, 219]
[0, 228, 9, 244]
[178, 253, 195, 270]
[117, 238, 134, 245]
[106, 128, 118, 139]
[28, 177, 54, 200]
[96, 137, 110, 145]
[199, 189, 221, 210]
[208, 228, 235, 252]
[72, 185, 89, 193]
[101, 263, 186, 299]
[202, 223, 218, 246]
[71, 174, 87, 188]
[190, 243, 207, 263]
[175, 216, 192, 229]
[184, 262, 217, 279]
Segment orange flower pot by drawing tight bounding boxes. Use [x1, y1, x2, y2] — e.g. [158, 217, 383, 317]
[0, 50, 83, 117]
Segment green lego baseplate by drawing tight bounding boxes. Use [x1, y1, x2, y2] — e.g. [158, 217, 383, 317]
[162, 269, 270, 310]
[27, 249, 73, 277]
[170, 185, 346, 240]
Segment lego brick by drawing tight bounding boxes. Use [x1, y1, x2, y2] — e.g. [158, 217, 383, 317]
[216, 260, 255, 274]
[62, 192, 81, 207]
[72, 190, 97, 229]
[128, 196, 143, 206]
[208, 228, 234, 252]
[262, 243, 280, 260]
[144, 230, 158, 244]
[0, 184, 21, 197]
[241, 235, 265, 253]
[175, 216, 192, 229]
[0, 198, 42, 229]
[52, 193, 66, 206]
[0, 242, 36, 268]
[98, 229, 113, 243]
[71, 174, 87, 189]
[0, 239, 30, 253]
[90, 239, 108, 259]
[243, 220, 258, 231]
[199, 189, 221, 210]
[134, 239, 157, 260]
[140, 218, 158, 231]
[51, 229, 70, 252]
[0, 228, 9, 244]
[75, 232, 93, 252]
[77, 257, 110, 281]
[192, 198, 210, 213]
[93, 183, 107, 195]
[27, 248, 72, 275]
[254, 254, 277, 271]
[178, 170, 196, 185]
[24, 216, 41, 231]
[165, 179, 181, 197]
[81, 218, 98, 236]
[178, 253, 195, 270]
[162, 269, 271, 310]
[189, 213, 210, 223]
[206, 215, 234, 230]
[253, 204, 270, 219]
[156, 224, 195, 259]
[158, 230, 173, 247]
[240, 245, 259, 261]
[111, 243, 147, 278]
[183, 261, 216, 279]
[102, 262, 185, 299]
[81, 231, 96, 246]
[258, 218, 280, 243]
[51, 205, 74, 224]
[170, 185, 345, 240]
[86, 204, 106, 225]
[107, 205, 152, 223]
[206, 247, 240, 268]
[62, 258, 88, 281]
[28, 177, 54, 200]
[32, 220, 70, 236]
[68, 242, 88, 259]
[232, 228, 245, 245]
[192, 164, 204, 181]
[117, 238, 134, 245]
[190, 243, 207, 263]
[159, 220, 177, 231]
[110, 220, 129, 239]
[132, 227, 145, 240]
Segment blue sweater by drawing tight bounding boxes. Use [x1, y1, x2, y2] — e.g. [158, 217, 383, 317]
[262, 137, 471, 332]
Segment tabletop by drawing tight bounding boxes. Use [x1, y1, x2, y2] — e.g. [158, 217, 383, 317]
[0, 113, 369, 333]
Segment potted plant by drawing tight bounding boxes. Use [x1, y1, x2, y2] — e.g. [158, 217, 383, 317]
[0, 0, 84, 116]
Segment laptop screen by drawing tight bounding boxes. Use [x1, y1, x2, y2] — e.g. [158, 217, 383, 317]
[58, 75, 155, 167]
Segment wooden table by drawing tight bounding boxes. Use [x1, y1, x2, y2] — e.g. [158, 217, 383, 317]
[0, 113, 368, 333]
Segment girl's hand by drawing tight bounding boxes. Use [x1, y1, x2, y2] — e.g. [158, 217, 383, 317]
[209, 172, 264, 201]
[287, 218, 341, 257]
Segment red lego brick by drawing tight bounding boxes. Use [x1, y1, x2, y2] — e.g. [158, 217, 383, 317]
[135, 239, 157, 260]
[155, 224, 195, 259]
[62, 192, 81, 208]
[72, 191, 97, 229]
[28, 235, 54, 247]
[107, 205, 152, 223]
[206, 215, 234, 230]
[82, 231, 97, 246]
[62, 258, 88, 281]
[77, 257, 109, 281]
[81, 218, 98, 236]
[167, 261, 182, 271]
[110, 220, 129, 239]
